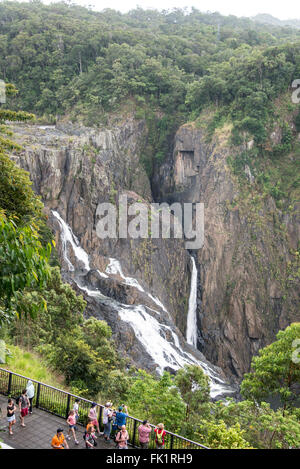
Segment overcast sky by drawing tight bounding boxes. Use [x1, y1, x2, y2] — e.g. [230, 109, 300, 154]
[68, 0, 300, 20]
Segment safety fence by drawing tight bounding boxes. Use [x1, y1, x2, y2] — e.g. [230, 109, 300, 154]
[0, 367, 209, 449]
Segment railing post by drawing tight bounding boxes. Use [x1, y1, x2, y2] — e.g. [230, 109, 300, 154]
[7, 372, 12, 396]
[36, 383, 41, 409]
[98, 406, 103, 431]
[66, 393, 71, 419]
[133, 419, 137, 447]
[170, 434, 174, 450]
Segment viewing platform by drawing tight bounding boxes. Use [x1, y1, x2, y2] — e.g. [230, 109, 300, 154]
[0, 394, 107, 450]
[0, 368, 208, 450]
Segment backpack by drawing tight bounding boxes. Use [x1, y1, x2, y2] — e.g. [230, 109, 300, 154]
[83, 430, 97, 447]
[156, 429, 164, 445]
[15, 395, 22, 405]
[115, 430, 123, 448]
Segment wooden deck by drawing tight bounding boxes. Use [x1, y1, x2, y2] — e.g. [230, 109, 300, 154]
[0, 394, 113, 450]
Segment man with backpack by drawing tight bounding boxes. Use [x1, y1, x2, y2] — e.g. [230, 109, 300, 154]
[18, 389, 30, 427]
[115, 425, 129, 449]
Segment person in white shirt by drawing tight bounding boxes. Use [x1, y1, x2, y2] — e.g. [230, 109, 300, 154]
[103, 402, 113, 442]
[26, 380, 35, 414]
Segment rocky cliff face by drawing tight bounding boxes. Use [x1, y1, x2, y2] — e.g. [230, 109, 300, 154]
[9, 119, 190, 321]
[154, 123, 300, 379]
[9, 117, 299, 385]
[8, 120, 236, 397]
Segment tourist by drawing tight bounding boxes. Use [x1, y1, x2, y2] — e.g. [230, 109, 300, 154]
[88, 402, 100, 434]
[7, 398, 16, 435]
[154, 423, 166, 449]
[18, 389, 30, 427]
[103, 402, 113, 442]
[111, 410, 118, 440]
[85, 426, 97, 449]
[73, 398, 80, 425]
[51, 428, 69, 449]
[138, 420, 152, 449]
[66, 409, 79, 445]
[26, 380, 35, 414]
[116, 404, 128, 430]
[115, 424, 129, 449]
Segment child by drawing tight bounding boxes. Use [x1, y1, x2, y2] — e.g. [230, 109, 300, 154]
[7, 398, 16, 435]
[85, 426, 96, 449]
[111, 411, 118, 441]
[66, 409, 79, 445]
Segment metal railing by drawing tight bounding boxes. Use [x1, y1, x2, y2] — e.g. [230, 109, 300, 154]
[0, 367, 209, 449]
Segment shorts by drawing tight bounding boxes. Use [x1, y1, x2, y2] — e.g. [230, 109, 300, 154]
[91, 419, 98, 426]
[69, 425, 76, 429]
[140, 442, 149, 449]
[21, 408, 28, 417]
[7, 415, 16, 423]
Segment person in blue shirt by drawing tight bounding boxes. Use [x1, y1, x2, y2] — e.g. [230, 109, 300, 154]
[116, 405, 128, 430]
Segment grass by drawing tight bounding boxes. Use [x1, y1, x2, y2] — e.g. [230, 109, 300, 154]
[2, 344, 67, 390]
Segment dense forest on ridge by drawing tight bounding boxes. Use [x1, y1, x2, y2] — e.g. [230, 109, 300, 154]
[0, 1, 299, 449]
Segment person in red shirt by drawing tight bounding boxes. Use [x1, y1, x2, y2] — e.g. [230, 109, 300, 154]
[154, 423, 166, 449]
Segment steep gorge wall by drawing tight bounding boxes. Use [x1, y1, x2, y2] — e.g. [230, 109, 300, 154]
[9, 120, 197, 373]
[9, 118, 299, 382]
[154, 123, 300, 378]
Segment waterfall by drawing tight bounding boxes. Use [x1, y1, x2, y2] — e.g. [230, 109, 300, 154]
[106, 258, 170, 317]
[52, 211, 90, 272]
[186, 256, 198, 348]
[52, 210, 234, 398]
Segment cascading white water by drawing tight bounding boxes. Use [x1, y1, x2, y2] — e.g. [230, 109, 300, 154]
[52, 211, 90, 272]
[106, 258, 169, 316]
[106, 258, 145, 292]
[186, 256, 198, 348]
[52, 210, 233, 398]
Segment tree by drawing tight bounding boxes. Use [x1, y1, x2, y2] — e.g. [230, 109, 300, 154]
[195, 420, 252, 449]
[0, 81, 51, 323]
[241, 323, 300, 411]
[175, 365, 210, 419]
[212, 399, 300, 449]
[0, 212, 51, 323]
[126, 370, 185, 432]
